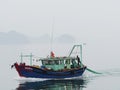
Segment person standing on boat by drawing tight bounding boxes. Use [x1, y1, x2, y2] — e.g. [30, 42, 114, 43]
[50, 51, 55, 58]
[77, 55, 81, 66]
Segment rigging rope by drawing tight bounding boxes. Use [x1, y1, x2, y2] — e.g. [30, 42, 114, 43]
[86, 68, 102, 74]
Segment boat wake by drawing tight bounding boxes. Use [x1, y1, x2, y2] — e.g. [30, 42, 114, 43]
[14, 76, 49, 83]
[14, 76, 85, 84]
[83, 68, 120, 80]
[101, 68, 120, 76]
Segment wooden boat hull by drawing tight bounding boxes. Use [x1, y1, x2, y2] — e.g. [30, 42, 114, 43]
[13, 63, 86, 79]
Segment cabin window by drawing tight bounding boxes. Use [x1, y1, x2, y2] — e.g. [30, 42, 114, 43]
[42, 60, 49, 65]
[42, 60, 64, 65]
[59, 60, 63, 64]
[54, 60, 59, 65]
[65, 59, 70, 64]
[49, 60, 54, 65]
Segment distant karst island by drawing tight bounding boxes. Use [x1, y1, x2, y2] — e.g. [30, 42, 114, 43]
[0, 31, 75, 44]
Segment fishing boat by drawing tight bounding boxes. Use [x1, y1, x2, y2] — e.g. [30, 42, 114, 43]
[11, 45, 87, 79]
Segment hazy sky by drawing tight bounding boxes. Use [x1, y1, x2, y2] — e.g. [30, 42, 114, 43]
[1, 0, 120, 70]
[1, 1, 120, 88]
[1, 0, 120, 39]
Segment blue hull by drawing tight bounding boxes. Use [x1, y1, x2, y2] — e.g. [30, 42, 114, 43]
[14, 63, 86, 79]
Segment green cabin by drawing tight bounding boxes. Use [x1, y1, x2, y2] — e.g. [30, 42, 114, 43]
[40, 57, 78, 71]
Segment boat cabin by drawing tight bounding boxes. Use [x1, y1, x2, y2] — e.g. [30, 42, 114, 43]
[19, 45, 83, 71]
[40, 57, 79, 71]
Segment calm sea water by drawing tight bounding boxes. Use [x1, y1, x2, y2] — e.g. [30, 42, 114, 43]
[0, 43, 120, 90]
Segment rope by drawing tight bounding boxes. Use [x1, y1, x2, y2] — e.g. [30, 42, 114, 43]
[86, 68, 102, 74]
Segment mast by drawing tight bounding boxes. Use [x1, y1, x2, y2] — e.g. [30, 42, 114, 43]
[50, 17, 55, 53]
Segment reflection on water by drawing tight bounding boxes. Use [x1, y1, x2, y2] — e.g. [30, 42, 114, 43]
[16, 79, 87, 90]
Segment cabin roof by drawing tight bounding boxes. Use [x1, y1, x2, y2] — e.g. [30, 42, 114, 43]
[40, 57, 76, 61]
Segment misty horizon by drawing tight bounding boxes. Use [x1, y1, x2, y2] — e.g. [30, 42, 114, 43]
[0, 31, 76, 44]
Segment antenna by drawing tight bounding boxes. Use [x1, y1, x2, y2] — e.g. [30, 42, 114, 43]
[50, 17, 55, 52]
